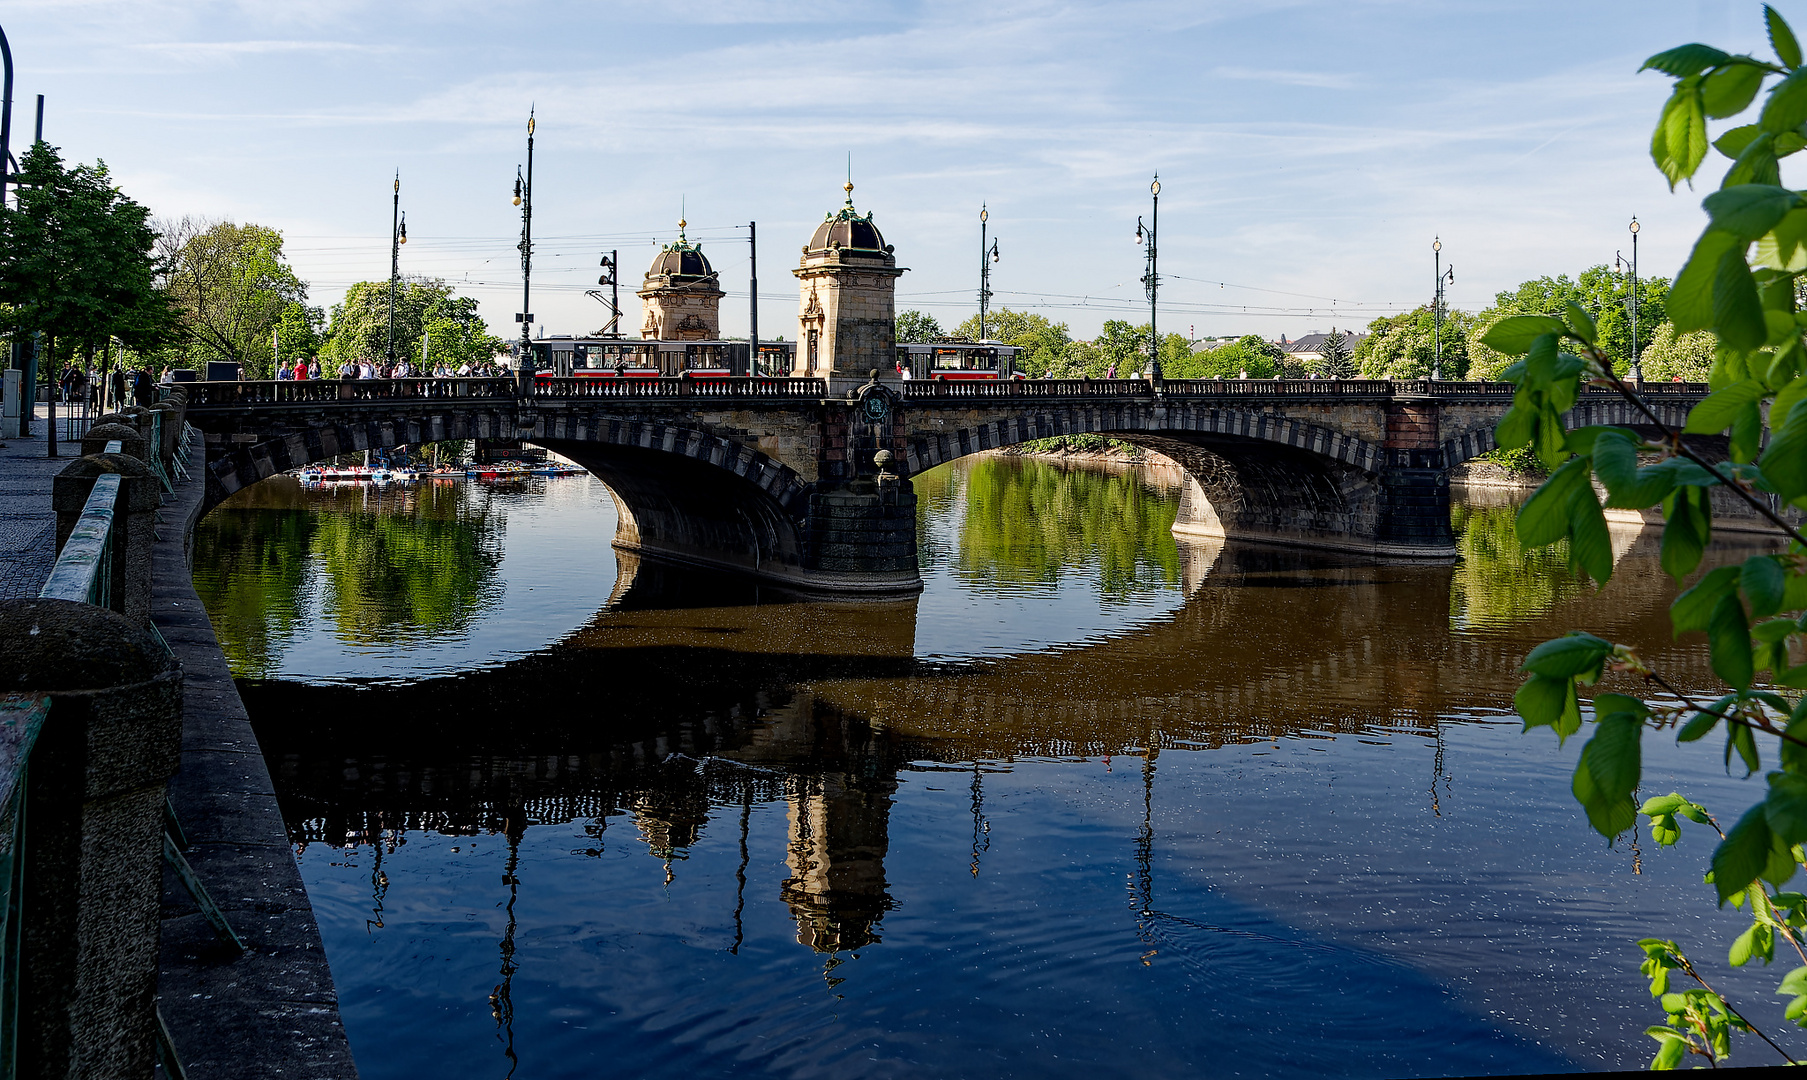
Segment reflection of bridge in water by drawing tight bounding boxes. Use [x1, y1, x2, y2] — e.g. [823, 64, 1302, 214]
[186, 378, 1715, 595]
[249, 520, 1763, 955]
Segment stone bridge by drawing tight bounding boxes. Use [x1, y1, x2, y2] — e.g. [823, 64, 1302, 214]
[181, 375, 1710, 595]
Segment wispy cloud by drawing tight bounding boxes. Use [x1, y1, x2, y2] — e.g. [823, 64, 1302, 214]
[1212, 67, 1359, 90]
[132, 39, 397, 62]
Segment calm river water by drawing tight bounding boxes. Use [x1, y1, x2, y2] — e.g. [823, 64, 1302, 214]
[193, 457, 1787, 1078]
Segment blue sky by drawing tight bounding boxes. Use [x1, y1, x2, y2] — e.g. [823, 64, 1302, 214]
[0, 0, 1773, 342]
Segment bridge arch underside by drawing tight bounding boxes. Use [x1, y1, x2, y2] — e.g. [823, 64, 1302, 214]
[201, 413, 867, 593]
[534, 438, 808, 586]
[907, 409, 1453, 557]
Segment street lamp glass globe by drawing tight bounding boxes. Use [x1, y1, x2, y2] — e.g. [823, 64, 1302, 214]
[1151, 179, 1161, 195]
[513, 195, 521, 206]
[1630, 218, 1640, 234]
[1432, 238, 1441, 252]
[980, 208, 988, 223]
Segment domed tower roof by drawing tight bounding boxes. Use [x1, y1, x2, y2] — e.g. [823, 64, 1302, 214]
[644, 220, 719, 285]
[807, 182, 892, 255]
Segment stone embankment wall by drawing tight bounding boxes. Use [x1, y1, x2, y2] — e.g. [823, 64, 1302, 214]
[0, 392, 357, 1080]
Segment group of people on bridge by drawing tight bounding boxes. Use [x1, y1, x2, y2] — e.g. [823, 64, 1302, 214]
[274, 358, 510, 381]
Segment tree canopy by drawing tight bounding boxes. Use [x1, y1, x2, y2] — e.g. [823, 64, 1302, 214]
[1468, 265, 1671, 379]
[157, 217, 310, 378]
[1355, 306, 1476, 380]
[895, 309, 943, 343]
[0, 142, 176, 366]
[321, 277, 502, 374]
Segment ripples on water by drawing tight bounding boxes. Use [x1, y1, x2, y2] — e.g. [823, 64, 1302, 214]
[192, 458, 1791, 1077]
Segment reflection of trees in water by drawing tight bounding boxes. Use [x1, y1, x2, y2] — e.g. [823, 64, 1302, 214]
[309, 484, 505, 647]
[194, 478, 507, 675]
[918, 456, 1181, 596]
[1448, 501, 1583, 632]
[193, 506, 318, 677]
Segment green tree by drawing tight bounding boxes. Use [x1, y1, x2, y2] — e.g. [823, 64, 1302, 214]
[1170, 334, 1283, 379]
[157, 217, 310, 379]
[276, 303, 326, 368]
[0, 142, 175, 453]
[1356, 306, 1475, 379]
[1315, 328, 1356, 379]
[895, 309, 943, 343]
[1492, 10, 1807, 1066]
[322, 277, 455, 374]
[1469, 267, 1673, 379]
[950, 307, 1075, 375]
[1639, 321, 1716, 381]
[421, 294, 507, 371]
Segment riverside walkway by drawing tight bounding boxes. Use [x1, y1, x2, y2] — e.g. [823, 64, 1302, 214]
[0, 404, 357, 1078]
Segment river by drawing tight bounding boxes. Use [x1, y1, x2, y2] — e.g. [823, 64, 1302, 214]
[192, 456, 1786, 1078]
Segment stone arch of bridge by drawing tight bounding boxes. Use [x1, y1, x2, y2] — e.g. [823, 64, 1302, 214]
[203, 410, 818, 582]
[1438, 398, 1695, 471]
[901, 406, 1427, 554]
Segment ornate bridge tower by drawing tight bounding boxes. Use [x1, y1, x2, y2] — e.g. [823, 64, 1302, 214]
[793, 182, 906, 392]
[638, 220, 724, 341]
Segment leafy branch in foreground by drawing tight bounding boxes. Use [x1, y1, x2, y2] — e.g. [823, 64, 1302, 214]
[1496, 6, 1807, 1068]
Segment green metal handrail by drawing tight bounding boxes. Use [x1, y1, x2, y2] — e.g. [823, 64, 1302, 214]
[0, 694, 50, 1080]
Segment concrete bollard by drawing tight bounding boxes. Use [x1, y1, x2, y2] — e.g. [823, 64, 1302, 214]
[0, 598, 182, 1080]
[80, 422, 148, 461]
[52, 454, 161, 624]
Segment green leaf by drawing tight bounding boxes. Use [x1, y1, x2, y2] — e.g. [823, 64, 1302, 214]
[1714, 244, 1769, 350]
[1671, 230, 1742, 332]
[1755, 209, 1807, 269]
[1494, 403, 1534, 450]
[1566, 482, 1613, 585]
[1754, 616, 1797, 644]
[1522, 632, 1613, 680]
[1705, 60, 1769, 119]
[1764, 67, 1807, 133]
[1661, 487, 1712, 580]
[1726, 129, 1785, 186]
[1674, 566, 1744, 635]
[1563, 301, 1597, 344]
[1643, 43, 1735, 77]
[1703, 184, 1802, 241]
[1715, 803, 1776, 902]
[1771, 4, 1803, 68]
[1767, 770, 1807, 846]
[1744, 555, 1789, 615]
[1762, 399, 1807, 501]
[1642, 793, 1688, 816]
[1658, 81, 1711, 188]
[1678, 708, 1724, 742]
[1594, 693, 1649, 720]
[1710, 592, 1756, 688]
[1717, 122, 1764, 159]
[1684, 377, 1770, 435]
[1480, 315, 1568, 355]
[1518, 458, 1590, 547]
[1573, 714, 1644, 838]
[1516, 674, 1571, 732]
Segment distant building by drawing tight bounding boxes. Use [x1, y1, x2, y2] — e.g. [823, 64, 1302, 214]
[638, 219, 724, 341]
[1282, 330, 1366, 364]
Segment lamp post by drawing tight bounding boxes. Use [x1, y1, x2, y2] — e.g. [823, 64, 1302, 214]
[1432, 237, 1453, 381]
[748, 221, 759, 375]
[978, 205, 999, 340]
[1, 24, 14, 211]
[1136, 176, 1162, 379]
[513, 111, 536, 377]
[1628, 217, 1641, 381]
[387, 172, 406, 368]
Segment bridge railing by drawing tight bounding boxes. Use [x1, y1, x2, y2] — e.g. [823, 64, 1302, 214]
[181, 378, 518, 407]
[902, 378, 1151, 399]
[532, 376, 829, 400]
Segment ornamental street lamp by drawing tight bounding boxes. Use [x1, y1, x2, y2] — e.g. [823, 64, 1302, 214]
[1432, 237, 1454, 381]
[1135, 176, 1162, 379]
[513, 110, 536, 376]
[978, 204, 999, 340]
[387, 172, 406, 367]
[1628, 217, 1641, 381]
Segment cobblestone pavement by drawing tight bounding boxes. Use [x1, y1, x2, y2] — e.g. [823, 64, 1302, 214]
[0, 409, 91, 600]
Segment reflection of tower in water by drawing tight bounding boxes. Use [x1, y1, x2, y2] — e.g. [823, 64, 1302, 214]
[781, 768, 897, 953]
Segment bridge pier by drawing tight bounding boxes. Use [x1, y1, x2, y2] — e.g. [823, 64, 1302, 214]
[1374, 400, 1456, 556]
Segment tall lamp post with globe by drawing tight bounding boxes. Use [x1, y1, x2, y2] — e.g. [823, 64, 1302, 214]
[1135, 176, 1161, 380]
[1432, 237, 1453, 381]
[512, 111, 536, 384]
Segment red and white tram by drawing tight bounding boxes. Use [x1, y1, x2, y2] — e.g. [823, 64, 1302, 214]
[896, 340, 1024, 380]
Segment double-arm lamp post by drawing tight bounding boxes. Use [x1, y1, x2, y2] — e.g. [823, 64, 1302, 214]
[1617, 217, 1641, 381]
[513, 111, 535, 379]
[1432, 237, 1453, 381]
[978, 205, 999, 340]
[387, 173, 406, 367]
[1135, 176, 1161, 379]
